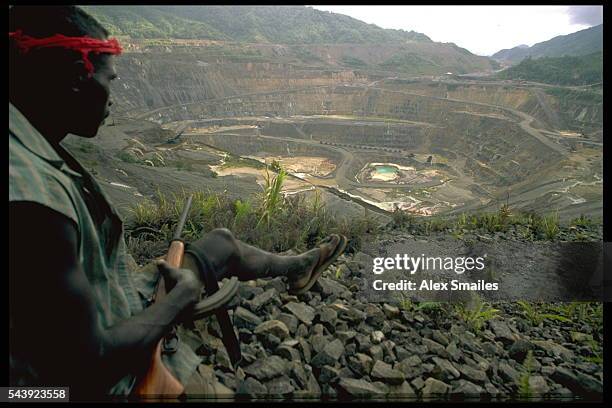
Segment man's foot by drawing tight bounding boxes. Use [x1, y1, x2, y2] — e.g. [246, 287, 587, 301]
[288, 234, 348, 295]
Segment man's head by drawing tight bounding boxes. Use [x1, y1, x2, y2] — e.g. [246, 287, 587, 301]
[9, 6, 120, 139]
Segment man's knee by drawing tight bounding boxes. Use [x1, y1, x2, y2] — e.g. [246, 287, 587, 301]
[207, 228, 242, 263]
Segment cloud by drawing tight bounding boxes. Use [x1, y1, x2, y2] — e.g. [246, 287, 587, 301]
[567, 6, 603, 26]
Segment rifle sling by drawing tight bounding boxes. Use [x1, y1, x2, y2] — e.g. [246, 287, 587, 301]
[184, 249, 242, 368]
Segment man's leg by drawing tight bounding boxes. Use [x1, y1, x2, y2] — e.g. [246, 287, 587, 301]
[184, 228, 323, 283]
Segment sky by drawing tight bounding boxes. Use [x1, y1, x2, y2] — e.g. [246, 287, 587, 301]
[310, 6, 603, 56]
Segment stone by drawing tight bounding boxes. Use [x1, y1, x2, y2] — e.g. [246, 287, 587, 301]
[410, 377, 425, 390]
[570, 331, 593, 343]
[422, 338, 450, 359]
[265, 375, 294, 396]
[337, 378, 386, 397]
[278, 313, 299, 334]
[283, 302, 316, 325]
[236, 377, 267, 397]
[370, 360, 405, 385]
[311, 339, 344, 368]
[297, 337, 312, 363]
[234, 306, 263, 330]
[369, 345, 384, 361]
[446, 342, 462, 361]
[508, 339, 535, 363]
[348, 353, 373, 376]
[387, 381, 417, 398]
[395, 346, 410, 361]
[529, 376, 550, 395]
[262, 334, 281, 349]
[382, 303, 400, 319]
[311, 334, 329, 354]
[451, 379, 485, 396]
[432, 330, 450, 347]
[246, 288, 278, 312]
[431, 357, 460, 382]
[316, 306, 338, 330]
[488, 320, 519, 346]
[532, 340, 575, 360]
[336, 330, 357, 343]
[364, 304, 386, 329]
[458, 364, 487, 383]
[314, 277, 349, 299]
[371, 330, 385, 345]
[421, 377, 451, 396]
[243, 355, 288, 381]
[254, 320, 289, 340]
[319, 365, 341, 383]
[551, 367, 603, 395]
[276, 345, 301, 362]
[498, 362, 520, 383]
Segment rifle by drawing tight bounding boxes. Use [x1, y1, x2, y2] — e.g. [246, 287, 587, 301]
[132, 194, 193, 398]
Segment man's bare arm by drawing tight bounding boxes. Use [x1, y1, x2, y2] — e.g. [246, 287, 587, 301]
[9, 202, 201, 394]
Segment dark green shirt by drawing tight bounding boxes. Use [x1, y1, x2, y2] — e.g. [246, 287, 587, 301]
[9, 103, 201, 395]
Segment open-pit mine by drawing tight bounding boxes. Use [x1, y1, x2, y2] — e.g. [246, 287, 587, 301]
[67, 37, 602, 221]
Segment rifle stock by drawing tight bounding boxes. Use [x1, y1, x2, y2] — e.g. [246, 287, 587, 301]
[132, 240, 186, 398]
[131, 178, 198, 400]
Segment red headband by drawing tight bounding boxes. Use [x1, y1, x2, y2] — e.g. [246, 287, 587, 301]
[9, 30, 122, 77]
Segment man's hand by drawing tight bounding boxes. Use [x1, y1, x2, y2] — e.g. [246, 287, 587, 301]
[155, 260, 202, 304]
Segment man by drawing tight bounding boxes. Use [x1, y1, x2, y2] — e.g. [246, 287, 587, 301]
[9, 6, 346, 398]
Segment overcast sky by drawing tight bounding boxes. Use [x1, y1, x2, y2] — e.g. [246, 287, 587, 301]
[310, 6, 603, 56]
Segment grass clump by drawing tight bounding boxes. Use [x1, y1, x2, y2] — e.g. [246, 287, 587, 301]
[455, 295, 499, 332]
[516, 301, 572, 326]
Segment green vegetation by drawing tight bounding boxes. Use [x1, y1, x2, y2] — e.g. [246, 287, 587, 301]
[455, 295, 499, 332]
[516, 301, 573, 326]
[390, 205, 600, 242]
[492, 24, 602, 63]
[85, 5, 431, 44]
[518, 350, 535, 398]
[379, 52, 438, 74]
[341, 55, 368, 68]
[496, 52, 602, 86]
[125, 185, 376, 264]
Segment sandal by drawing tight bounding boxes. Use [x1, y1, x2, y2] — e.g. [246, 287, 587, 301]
[288, 234, 348, 295]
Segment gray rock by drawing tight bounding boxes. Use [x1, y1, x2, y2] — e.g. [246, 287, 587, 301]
[254, 320, 289, 340]
[431, 357, 460, 382]
[246, 288, 278, 312]
[458, 364, 487, 383]
[297, 337, 312, 363]
[410, 377, 425, 390]
[383, 303, 400, 319]
[337, 378, 386, 397]
[316, 306, 338, 331]
[422, 338, 450, 359]
[314, 277, 349, 298]
[265, 375, 294, 396]
[498, 362, 520, 383]
[319, 365, 341, 384]
[370, 360, 406, 385]
[283, 302, 316, 325]
[278, 313, 299, 334]
[243, 355, 288, 381]
[387, 381, 417, 398]
[451, 379, 485, 396]
[234, 306, 263, 330]
[551, 367, 603, 395]
[432, 330, 450, 347]
[236, 377, 267, 397]
[446, 342, 462, 361]
[371, 330, 385, 345]
[529, 376, 550, 395]
[488, 320, 519, 346]
[364, 304, 386, 329]
[532, 340, 575, 360]
[276, 345, 301, 362]
[369, 345, 384, 361]
[238, 284, 264, 301]
[336, 330, 357, 343]
[395, 346, 411, 361]
[508, 339, 534, 363]
[311, 339, 344, 368]
[421, 377, 451, 396]
[348, 353, 373, 376]
[311, 334, 329, 354]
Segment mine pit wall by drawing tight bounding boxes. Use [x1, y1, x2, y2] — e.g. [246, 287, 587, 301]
[111, 52, 368, 115]
[148, 86, 563, 189]
[378, 80, 603, 134]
